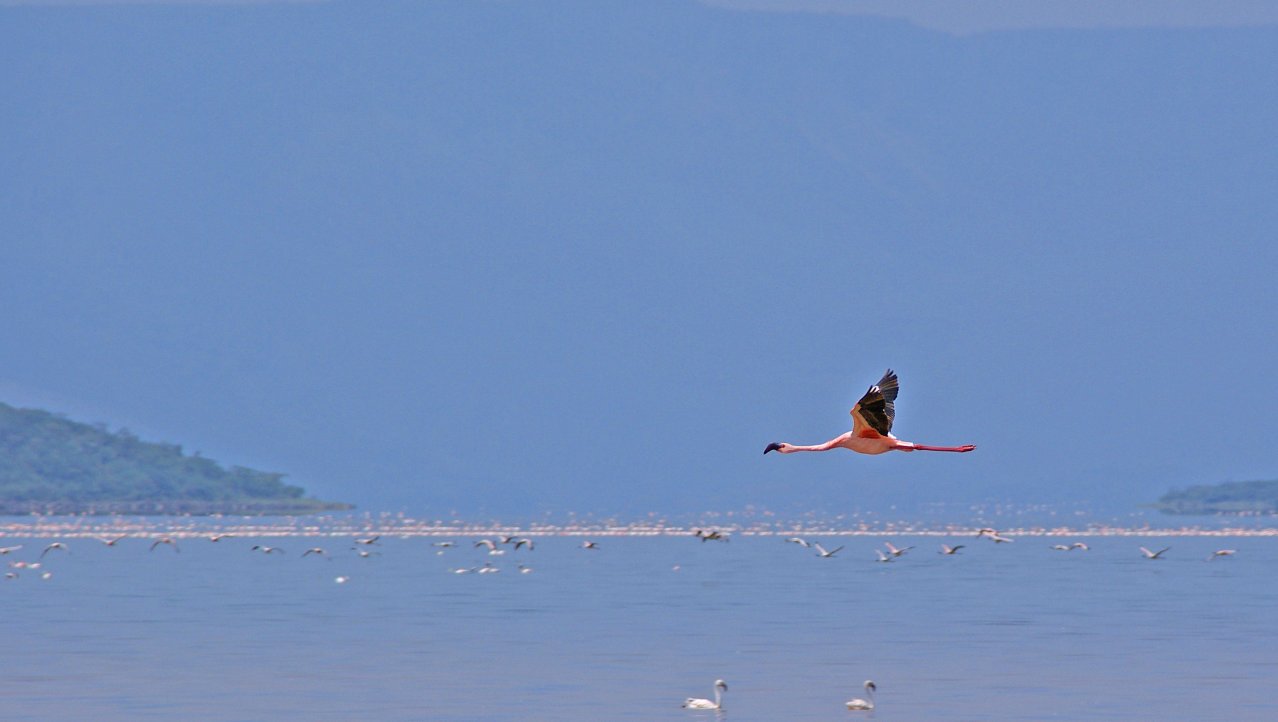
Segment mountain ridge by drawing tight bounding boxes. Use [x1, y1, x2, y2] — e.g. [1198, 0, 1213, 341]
[0, 402, 351, 515]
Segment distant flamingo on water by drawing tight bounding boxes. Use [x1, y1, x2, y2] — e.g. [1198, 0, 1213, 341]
[764, 370, 975, 456]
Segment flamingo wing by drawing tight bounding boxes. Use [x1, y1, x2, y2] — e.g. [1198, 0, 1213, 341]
[850, 369, 899, 437]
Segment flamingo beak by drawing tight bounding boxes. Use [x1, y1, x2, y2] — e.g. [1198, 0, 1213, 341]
[764, 442, 782, 454]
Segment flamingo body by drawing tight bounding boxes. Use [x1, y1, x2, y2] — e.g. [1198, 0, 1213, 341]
[765, 370, 975, 456]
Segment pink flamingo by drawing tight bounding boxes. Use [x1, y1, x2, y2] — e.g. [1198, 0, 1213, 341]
[764, 369, 975, 456]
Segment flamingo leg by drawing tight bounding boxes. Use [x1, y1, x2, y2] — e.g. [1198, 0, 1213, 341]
[897, 443, 976, 453]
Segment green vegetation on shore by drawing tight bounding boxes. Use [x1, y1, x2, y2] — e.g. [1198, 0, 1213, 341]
[1151, 480, 1278, 516]
[0, 402, 351, 515]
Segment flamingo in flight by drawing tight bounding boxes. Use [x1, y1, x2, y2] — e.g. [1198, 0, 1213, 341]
[978, 528, 1014, 543]
[1139, 546, 1170, 559]
[764, 370, 975, 456]
[883, 542, 913, 558]
[149, 538, 180, 553]
[813, 543, 844, 558]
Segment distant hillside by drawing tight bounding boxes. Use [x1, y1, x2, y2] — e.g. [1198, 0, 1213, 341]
[0, 403, 351, 515]
[1151, 480, 1278, 516]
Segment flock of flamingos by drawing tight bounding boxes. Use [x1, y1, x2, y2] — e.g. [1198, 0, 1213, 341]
[1, 521, 1243, 714]
[0, 370, 1254, 714]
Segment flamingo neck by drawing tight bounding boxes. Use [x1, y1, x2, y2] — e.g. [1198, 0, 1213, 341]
[788, 435, 848, 452]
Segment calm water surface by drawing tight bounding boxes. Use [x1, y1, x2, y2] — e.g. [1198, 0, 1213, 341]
[2, 532, 1276, 720]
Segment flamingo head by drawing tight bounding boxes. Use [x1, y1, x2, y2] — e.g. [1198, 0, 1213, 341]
[764, 442, 784, 454]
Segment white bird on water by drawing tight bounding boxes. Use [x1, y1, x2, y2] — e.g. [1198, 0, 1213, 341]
[785, 537, 811, 548]
[41, 542, 70, 558]
[683, 679, 727, 710]
[1206, 549, 1236, 561]
[939, 544, 964, 555]
[1139, 546, 1170, 559]
[846, 680, 876, 711]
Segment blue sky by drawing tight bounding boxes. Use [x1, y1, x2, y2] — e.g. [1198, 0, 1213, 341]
[2, 1, 1276, 518]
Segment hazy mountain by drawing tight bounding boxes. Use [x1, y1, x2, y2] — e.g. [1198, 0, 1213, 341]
[0, 402, 350, 514]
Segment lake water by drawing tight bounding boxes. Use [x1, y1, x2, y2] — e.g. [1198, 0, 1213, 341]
[2, 525, 1276, 721]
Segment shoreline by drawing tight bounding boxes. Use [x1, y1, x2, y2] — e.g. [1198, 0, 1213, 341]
[0, 500, 354, 516]
[2, 516, 1277, 539]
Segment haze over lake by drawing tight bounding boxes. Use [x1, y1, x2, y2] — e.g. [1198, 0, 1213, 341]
[4, 2, 1277, 718]
[4, 0, 1277, 518]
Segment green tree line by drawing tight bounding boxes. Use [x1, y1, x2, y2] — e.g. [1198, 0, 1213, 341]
[0, 402, 320, 505]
